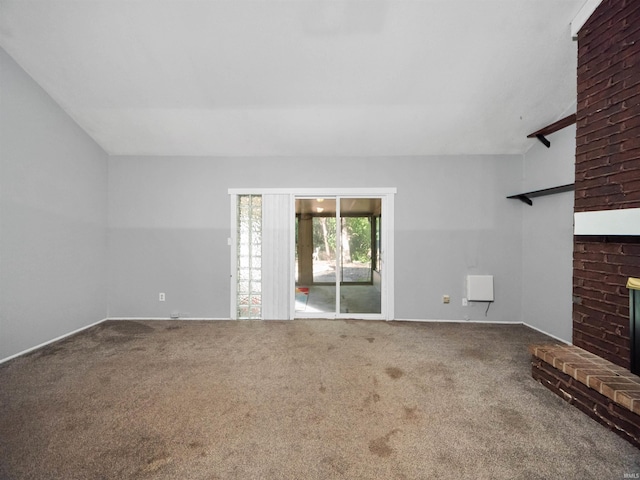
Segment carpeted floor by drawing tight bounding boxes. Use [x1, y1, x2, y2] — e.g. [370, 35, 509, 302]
[1, 319, 639, 479]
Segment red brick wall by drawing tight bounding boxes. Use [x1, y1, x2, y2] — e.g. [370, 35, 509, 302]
[573, 0, 640, 368]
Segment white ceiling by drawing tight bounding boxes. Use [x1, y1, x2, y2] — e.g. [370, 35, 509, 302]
[0, 0, 587, 157]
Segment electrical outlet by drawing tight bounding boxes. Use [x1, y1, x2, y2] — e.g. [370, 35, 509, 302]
[442, 295, 450, 304]
[159, 292, 165, 302]
[462, 298, 468, 306]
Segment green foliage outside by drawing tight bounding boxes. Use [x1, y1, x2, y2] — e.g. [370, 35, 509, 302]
[345, 217, 371, 263]
[312, 216, 371, 263]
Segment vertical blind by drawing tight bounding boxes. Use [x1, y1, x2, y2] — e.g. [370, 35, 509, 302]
[261, 194, 292, 319]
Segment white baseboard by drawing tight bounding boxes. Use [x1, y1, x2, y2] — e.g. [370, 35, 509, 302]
[393, 318, 522, 325]
[0, 317, 109, 365]
[394, 318, 571, 344]
[0, 317, 235, 363]
[106, 317, 231, 321]
[522, 322, 571, 344]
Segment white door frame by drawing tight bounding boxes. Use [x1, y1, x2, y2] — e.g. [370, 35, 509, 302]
[229, 187, 395, 321]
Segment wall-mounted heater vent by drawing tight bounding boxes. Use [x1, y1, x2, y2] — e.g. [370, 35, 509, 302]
[467, 275, 494, 302]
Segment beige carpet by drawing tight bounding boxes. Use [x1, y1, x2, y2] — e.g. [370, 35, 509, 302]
[1, 320, 639, 479]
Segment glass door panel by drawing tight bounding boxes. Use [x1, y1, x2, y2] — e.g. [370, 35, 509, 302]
[339, 198, 381, 314]
[295, 198, 337, 314]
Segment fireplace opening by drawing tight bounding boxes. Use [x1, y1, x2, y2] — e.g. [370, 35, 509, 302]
[628, 277, 640, 375]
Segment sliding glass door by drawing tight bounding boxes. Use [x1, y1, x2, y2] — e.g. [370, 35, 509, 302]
[295, 196, 383, 318]
[230, 188, 394, 321]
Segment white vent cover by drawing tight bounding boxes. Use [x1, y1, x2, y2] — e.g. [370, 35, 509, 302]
[467, 275, 494, 301]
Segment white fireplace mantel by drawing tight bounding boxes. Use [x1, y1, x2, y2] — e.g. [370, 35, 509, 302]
[574, 207, 640, 236]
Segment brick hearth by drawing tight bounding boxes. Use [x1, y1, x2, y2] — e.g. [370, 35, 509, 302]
[530, 344, 640, 447]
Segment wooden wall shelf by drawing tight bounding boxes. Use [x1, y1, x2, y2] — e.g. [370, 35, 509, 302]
[527, 114, 576, 148]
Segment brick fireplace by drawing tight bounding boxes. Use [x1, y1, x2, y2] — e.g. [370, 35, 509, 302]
[573, 0, 640, 369]
[531, 0, 640, 448]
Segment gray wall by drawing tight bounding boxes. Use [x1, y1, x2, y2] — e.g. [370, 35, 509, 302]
[108, 155, 523, 322]
[0, 49, 108, 360]
[521, 124, 575, 342]
[1, 45, 574, 359]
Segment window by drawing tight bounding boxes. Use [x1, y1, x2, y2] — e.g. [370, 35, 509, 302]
[236, 194, 262, 319]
